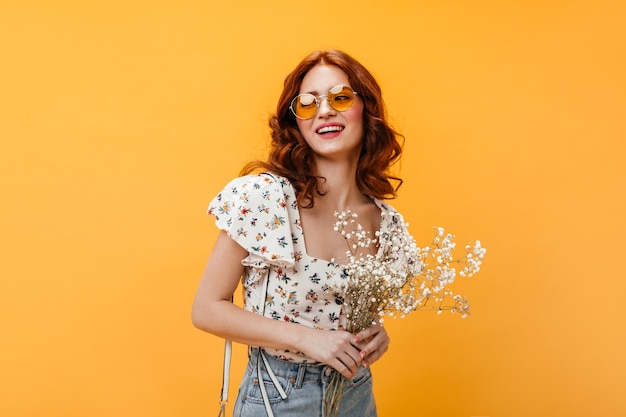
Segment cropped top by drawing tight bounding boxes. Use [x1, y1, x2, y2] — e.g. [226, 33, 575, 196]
[207, 173, 411, 362]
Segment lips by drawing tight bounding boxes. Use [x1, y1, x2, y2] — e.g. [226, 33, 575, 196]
[315, 124, 344, 134]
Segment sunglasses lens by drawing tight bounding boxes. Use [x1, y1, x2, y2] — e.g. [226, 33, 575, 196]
[290, 86, 357, 119]
[328, 85, 355, 112]
[292, 94, 318, 119]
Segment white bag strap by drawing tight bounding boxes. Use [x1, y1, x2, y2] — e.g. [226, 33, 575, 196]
[218, 265, 272, 416]
[218, 339, 232, 417]
[256, 348, 288, 417]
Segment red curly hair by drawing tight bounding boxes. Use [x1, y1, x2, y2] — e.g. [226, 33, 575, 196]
[241, 49, 404, 207]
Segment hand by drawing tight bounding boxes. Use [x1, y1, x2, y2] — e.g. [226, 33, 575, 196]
[353, 323, 390, 368]
[300, 329, 363, 379]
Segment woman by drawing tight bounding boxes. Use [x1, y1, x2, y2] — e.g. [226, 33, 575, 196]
[192, 49, 410, 417]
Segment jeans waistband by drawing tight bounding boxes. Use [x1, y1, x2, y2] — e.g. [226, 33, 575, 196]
[248, 347, 336, 388]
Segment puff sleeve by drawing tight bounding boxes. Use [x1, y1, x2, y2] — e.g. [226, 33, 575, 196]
[207, 174, 296, 269]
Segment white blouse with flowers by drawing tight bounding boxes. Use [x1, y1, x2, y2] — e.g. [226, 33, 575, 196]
[207, 173, 411, 362]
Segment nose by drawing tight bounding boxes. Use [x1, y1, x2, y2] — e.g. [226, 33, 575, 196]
[316, 97, 336, 118]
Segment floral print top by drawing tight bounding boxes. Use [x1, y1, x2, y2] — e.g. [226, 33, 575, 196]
[207, 173, 410, 362]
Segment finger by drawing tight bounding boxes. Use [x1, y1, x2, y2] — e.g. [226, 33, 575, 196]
[336, 365, 354, 379]
[359, 327, 389, 365]
[362, 342, 389, 368]
[353, 328, 373, 344]
[333, 360, 354, 379]
[361, 336, 390, 367]
[353, 323, 382, 345]
[354, 327, 382, 352]
[340, 350, 360, 374]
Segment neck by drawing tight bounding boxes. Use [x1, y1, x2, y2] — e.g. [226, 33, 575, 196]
[311, 157, 368, 211]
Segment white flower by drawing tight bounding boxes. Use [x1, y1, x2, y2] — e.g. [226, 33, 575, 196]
[328, 213, 485, 332]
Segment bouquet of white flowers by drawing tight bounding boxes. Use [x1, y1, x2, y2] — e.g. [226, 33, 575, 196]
[324, 210, 486, 417]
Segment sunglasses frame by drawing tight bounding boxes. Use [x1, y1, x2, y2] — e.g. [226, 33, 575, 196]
[289, 85, 359, 120]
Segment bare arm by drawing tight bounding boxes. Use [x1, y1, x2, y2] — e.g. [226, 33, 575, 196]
[192, 230, 375, 378]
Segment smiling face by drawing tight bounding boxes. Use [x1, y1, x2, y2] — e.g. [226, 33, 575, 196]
[295, 65, 364, 163]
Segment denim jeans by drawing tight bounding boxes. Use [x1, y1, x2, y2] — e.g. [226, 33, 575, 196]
[233, 347, 377, 417]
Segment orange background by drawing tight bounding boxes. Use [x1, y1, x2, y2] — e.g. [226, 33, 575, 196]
[1, 1, 625, 416]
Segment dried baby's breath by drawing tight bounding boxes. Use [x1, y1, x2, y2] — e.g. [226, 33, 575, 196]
[331, 210, 485, 331]
[324, 210, 486, 417]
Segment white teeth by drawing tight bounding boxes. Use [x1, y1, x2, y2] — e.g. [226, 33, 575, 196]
[317, 125, 343, 134]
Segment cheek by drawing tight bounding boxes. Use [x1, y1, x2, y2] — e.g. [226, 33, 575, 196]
[296, 118, 310, 134]
[346, 107, 364, 130]
[347, 100, 365, 124]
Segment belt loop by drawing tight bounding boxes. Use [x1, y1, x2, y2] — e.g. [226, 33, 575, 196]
[294, 364, 306, 389]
